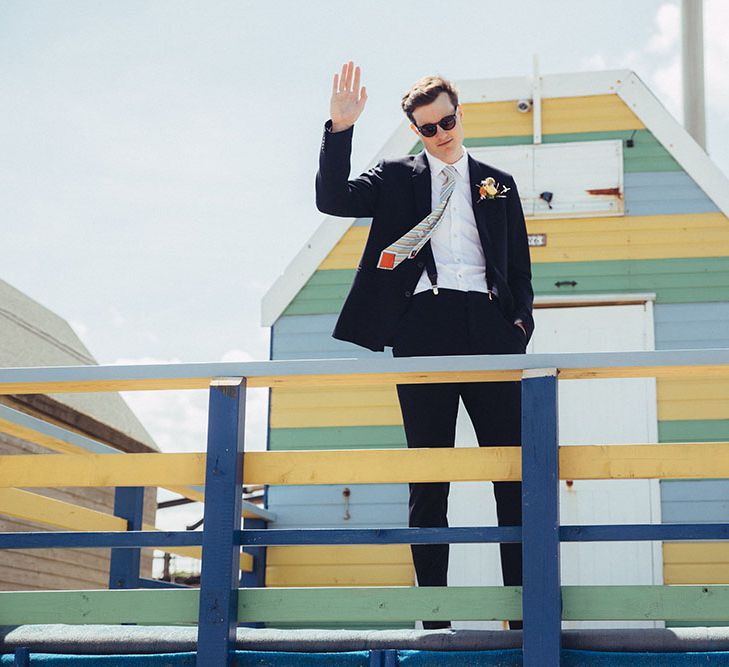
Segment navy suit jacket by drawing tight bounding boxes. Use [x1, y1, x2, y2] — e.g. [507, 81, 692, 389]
[315, 120, 534, 352]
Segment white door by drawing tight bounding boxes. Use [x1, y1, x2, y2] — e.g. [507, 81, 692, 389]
[446, 301, 661, 630]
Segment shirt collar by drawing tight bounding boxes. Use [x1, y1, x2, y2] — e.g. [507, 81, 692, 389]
[424, 145, 469, 179]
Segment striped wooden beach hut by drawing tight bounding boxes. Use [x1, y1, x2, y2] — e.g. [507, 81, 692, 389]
[0, 278, 158, 591]
[261, 68, 729, 629]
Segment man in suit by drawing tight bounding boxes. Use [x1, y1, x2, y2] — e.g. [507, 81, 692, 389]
[316, 61, 534, 630]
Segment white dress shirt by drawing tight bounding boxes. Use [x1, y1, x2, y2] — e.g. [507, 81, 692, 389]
[414, 146, 494, 296]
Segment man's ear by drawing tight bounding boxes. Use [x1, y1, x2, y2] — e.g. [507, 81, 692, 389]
[409, 122, 419, 137]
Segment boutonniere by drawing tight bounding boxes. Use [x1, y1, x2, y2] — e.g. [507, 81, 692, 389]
[477, 176, 510, 201]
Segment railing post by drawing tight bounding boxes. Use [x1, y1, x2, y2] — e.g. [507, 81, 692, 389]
[13, 647, 30, 667]
[197, 378, 246, 667]
[109, 486, 144, 589]
[521, 368, 561, 666]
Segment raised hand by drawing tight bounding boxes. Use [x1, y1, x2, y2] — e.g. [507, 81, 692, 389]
[330, 61, 367, 132]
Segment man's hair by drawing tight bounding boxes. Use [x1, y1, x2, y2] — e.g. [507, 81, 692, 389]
[401, 75, 459, 124]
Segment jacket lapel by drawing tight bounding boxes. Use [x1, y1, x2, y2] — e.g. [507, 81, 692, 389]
[411, 150, 431, 222]
[468, 153, 495, 257]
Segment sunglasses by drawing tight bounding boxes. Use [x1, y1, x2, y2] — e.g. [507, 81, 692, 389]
[415, 107, 458, 138]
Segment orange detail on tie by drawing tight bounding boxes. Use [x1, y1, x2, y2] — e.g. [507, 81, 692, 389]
[377, 251, 396, 270]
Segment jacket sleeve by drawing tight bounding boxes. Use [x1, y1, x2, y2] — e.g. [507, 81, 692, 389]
[505, 175, 535, 339]
[315, 119, 384, 218]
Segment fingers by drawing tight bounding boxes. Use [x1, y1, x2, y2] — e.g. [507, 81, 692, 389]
[343, 60, 354, 91]
[332, 72, 339, 97]
[352, 64, 360, 94]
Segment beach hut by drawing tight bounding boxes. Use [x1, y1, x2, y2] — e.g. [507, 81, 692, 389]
[261, 68, 729, 629]
[0, 278, 158, 590]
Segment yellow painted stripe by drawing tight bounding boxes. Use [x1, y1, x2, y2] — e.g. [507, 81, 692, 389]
[266, 545, 413, 587]
[320, 213, 729, 270]
[266, 544, 412, 566]
[270, 385, 401, 429]
[460, 95, 644, 139]
[658, 377, 729, 421]
[4, 443, 729, 489]
[664, 543, 729, 584]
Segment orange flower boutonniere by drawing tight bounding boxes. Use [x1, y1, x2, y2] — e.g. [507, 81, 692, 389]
[477, 176, 510, 201]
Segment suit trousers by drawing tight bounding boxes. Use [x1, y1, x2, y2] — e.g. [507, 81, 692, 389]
[392, 289, 526, 594]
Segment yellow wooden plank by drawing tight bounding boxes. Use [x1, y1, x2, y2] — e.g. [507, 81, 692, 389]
[0, 452, 206, 488]
[270, 385, 402, 428]
[319, 213, 729, 270]
[243, 448, 522, 484]
[5, 444, 729, 488]
[266, 545, 411, 566]
[559, 442, 729, 480]
[460, 95, 644, 139]
[265, 564, 414, 587]
[0, 417, 90, 456]
[3, 365, 729, 395]
[0, 488, 127, 531]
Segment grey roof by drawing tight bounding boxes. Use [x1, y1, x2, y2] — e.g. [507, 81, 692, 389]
[0, 278, 158, 452]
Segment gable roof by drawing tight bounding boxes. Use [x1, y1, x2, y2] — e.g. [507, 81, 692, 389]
[0, 278, 158, 452]
[262, 69, 729, 327]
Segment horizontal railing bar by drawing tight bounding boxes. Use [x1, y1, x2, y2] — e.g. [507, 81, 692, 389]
[0, 348, 727, 393]
[236, 527, 522, 545]
[5, 443, 729, 488]
[138, 577, 191, 589]
[0, 530, 203, 550]
[4, 585, 729, 624]
[561, 523, 729, 541]
[7, 522, 729, 551]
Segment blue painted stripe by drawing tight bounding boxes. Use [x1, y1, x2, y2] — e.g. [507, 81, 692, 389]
[663, 501, 729, 524]
[654, 302, 729, 350]
[267, 484, 407, 528]
[662, 480, 729, 502]
[272, 314, 390, 360]
[623, 171, 720, 216]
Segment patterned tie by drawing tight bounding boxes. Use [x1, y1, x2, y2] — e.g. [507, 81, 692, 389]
[377, 164, 458, 270]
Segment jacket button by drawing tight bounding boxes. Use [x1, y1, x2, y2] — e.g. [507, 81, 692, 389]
[416, 261, 424, 268]
[405, 290, 412, 298]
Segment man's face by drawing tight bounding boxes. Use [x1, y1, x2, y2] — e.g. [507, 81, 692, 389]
[410, 91, 465, 164]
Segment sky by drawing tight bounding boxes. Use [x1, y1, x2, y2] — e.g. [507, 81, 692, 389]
[2, 1, 728, 559]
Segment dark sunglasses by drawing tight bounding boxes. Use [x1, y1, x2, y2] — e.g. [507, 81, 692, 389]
[415, 107, 458, 137]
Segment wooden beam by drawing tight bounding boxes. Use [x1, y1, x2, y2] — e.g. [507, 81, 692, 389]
[4, 443, 729, 488]
[0, 350, 726, 393]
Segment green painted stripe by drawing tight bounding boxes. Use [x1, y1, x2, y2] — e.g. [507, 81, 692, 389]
[0, 589, 198, 625]
[412, 129, 679, 172]
[283, 258, 729, 316]
[659, 420, 729, 443]
[270, 426, 406, 451]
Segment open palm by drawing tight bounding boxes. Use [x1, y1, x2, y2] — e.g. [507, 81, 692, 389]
[330, 61, 367, 132]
